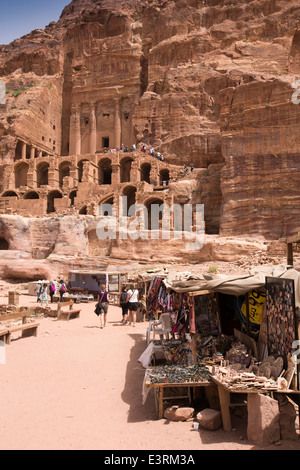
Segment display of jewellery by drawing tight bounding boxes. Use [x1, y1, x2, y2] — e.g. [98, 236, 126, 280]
[146, 364, 212, 384]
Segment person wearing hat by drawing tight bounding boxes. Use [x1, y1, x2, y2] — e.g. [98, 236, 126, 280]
[35, 280, 42, 303]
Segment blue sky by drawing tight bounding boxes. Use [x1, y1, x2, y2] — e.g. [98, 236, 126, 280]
[0, 0, 70, 45]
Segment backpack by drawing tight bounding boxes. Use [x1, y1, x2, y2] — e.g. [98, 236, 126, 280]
[120, 291, 127, 305]
[60, 284, 66, 293]
[50, 284, 56, 293]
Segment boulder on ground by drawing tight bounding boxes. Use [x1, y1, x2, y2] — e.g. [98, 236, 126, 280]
[247, 393, 280, 447]
[196, 408, 222, 431]
[276, 394, 298, 441]
[164, 406, 194, 422]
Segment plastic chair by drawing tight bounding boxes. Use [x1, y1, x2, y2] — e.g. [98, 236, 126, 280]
[146, 318, 160, 345]
[151, 313, 172, 342]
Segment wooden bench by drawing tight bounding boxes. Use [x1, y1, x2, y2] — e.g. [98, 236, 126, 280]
[57, 301, 81, 321]
[6, 323, 39, 345]
[0, 312, 39, 344]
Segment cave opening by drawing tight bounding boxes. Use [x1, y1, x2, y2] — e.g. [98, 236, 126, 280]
[0, 237, 9, 250]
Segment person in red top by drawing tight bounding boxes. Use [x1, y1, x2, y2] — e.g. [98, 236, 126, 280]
[98, 284, 109, 329]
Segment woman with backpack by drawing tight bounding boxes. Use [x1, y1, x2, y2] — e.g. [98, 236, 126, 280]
[126, 284, 140, 327]
[119, 285, 128, 324]
[49, 281, 56, 303]
[59, 280, 66, 302]
[97, 284, 109, 329]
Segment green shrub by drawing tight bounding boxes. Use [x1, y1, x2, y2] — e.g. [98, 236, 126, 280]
[208, 265, 218, 273]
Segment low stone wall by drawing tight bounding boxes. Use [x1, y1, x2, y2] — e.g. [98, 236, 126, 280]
[0, 305, 49, 317]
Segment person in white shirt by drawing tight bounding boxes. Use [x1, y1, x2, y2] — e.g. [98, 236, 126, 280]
[126, 284, 140, 327]
[40, 283, 48, 307]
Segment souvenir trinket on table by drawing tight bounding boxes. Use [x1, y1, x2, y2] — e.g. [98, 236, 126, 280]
[146, 364, 212, 385]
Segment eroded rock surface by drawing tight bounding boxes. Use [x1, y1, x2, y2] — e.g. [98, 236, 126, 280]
[0, 0, 299, 270]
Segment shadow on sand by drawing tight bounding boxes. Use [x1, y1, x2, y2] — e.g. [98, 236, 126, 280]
[121, 332, 158, 423]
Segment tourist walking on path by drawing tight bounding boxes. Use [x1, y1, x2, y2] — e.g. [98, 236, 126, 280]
[119, 285, 129, 324]
[49, 281, 56, 303]
[98, 284, 109, 329]
[126, 284, 140, 327]
[35, 280, 42, 303]
[40, 283, 48, 307]
[59, 280, 66, 302]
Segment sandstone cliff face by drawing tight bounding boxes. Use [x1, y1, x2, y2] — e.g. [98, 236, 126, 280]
[3, 0, 299, 167]
[220, 77, 300, 238]
[0, 0, 300, 259]
[0, 213, 270, 275]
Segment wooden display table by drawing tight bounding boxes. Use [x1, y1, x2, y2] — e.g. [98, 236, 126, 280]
[144, 367, 212, 419]
[212, 377, 300, 432]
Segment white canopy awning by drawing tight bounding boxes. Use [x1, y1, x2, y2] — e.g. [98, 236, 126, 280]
[163, 265, 300, 308]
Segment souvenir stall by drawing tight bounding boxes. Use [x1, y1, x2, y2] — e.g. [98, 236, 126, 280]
[127, 271, 166, 322]
[68, 270, 128, 303]
[146, 275, 169, 320]
[142, 266, 300, 425]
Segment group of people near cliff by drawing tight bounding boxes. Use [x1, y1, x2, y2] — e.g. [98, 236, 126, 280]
[95, 283, 140, 329]
[142, 144, 164, 161]
[184, 162, 194, 175]
[105, 142, 165, 161]
[35, 280, 66, 306]
[36, 278, 140, 330]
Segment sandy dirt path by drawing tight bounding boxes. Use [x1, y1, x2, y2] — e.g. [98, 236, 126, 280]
[0, 294, 299, 451]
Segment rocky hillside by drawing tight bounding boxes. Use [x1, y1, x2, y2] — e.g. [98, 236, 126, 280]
[0, 0, 299, 240]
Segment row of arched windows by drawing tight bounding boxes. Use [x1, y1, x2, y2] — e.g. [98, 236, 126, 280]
[11, 158, 170, 189]
[1, 189, 77, 214]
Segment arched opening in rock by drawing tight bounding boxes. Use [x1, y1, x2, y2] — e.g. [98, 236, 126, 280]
[47, 190, 62, 214]
[15, 162, 29, 188]
[98, 158, 112, 185]
[37, 162, 49, 187]
[59, 161, 72, 188]
[24, 191, 39, 200]
[98, 196, 114, 216]
[145, 197, 164, 231]
[140, 163, 151, 184]
[15, 141, 23, 161]
[159, 169, 170, 186]
[120, 157, 133, 183]
[122, 186, 136, 216]
[78, 159, 89, 183]
[0, 237, 9, 250]
[69, 190, 77, 206]
[2, 191, 18, 198]
[79, 206, 87, 215]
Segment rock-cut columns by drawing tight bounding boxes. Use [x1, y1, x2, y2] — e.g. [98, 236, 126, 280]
[89, 102, 97, 154]
[21, 142, 27, 160]
[69, 98, 124, 155]
[69, 106, 81, 155]
[114, 99, 121, 149]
